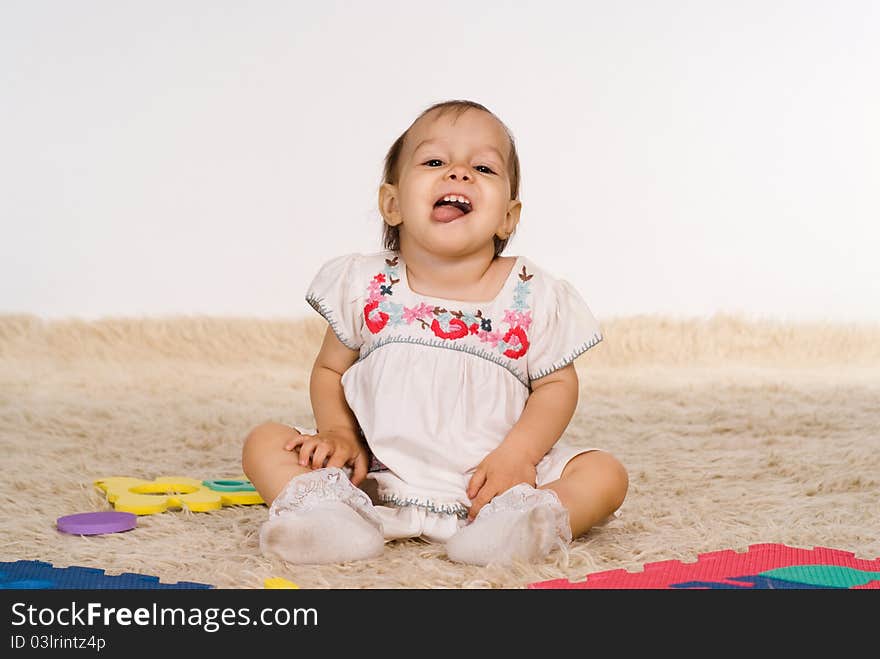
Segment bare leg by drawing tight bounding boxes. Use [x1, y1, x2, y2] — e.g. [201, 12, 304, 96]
[241, 422, 311, 505]
[540, 449, 629, 539]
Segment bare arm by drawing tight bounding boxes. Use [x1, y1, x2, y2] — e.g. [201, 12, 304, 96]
[465, 363, 579, 517]
[288, 326, 370, 482]
[310, 326, 361, 434]
[499, 362, 579, 464]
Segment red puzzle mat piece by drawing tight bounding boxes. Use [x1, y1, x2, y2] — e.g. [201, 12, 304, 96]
[528, 543, 880, 589]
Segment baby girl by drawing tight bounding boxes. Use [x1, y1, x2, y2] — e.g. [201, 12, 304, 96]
[242, 99, 628, 566]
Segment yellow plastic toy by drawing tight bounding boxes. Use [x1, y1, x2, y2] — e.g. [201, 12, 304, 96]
[94, 476, 264, 515]
[264, 577, 299, 589]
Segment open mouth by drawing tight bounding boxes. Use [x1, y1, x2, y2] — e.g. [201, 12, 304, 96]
[432, 194, 473, 222]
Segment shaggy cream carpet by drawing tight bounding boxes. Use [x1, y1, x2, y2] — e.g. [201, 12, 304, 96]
[1, 313, 878, 589]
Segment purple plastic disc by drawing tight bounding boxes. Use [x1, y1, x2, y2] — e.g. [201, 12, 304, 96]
[56, 512, 137, 536]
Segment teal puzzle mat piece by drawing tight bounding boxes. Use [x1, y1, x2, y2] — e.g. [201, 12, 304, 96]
[762, 564, 880, 588]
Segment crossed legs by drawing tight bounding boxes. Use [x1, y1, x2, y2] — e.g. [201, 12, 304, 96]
[243, 423, 628, 566]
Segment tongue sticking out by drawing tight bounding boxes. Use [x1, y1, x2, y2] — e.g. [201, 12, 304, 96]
[432, 204, 467, 223]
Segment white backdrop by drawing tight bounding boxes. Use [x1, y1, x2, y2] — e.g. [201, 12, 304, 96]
[2, 1, 878, 323]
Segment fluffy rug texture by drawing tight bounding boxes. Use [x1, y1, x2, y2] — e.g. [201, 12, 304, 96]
[1, 313, 878, 589]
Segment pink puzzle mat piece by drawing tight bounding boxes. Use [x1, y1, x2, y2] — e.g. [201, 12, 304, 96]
[528, 543, 880, 589]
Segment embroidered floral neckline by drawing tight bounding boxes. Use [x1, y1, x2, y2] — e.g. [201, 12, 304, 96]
[362, 252, 534, 362]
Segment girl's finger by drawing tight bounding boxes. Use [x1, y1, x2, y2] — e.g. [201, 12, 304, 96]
[467, 469, 486, 500]
[327, 449, 351, 471]
[311, 444, 332, 469]
[297, 439, 318, 466]
[350, 453, 368, 485]
[468, 485, 498, 521]
[284, 435, 306, 451]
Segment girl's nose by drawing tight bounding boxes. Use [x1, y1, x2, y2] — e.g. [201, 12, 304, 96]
[445, 164, 471, 182]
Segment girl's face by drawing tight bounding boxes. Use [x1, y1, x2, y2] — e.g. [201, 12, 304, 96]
[380, 108, 521, 259]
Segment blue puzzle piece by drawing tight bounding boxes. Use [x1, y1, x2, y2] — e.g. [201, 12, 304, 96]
[670, 574, 848, 589]
[0, 561, 214, 590]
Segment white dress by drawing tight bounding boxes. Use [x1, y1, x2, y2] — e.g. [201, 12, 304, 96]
[295, 249, 604, 542]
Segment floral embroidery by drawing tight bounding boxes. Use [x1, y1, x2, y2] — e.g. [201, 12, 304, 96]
[363, 299, 389, 334]
[502, 325, 529, 359]
[431, 316, 469, 340]
[362, 256, 534, 360]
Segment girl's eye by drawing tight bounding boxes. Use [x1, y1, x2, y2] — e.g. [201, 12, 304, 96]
[422, 160, 495, 174]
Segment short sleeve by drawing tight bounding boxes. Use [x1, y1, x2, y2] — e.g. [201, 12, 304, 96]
[305, 253, 364, 350]
[527, 276, 603, 382]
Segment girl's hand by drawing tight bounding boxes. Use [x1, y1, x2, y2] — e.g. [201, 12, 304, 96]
[284, 428, 370, 485]
[466, 446, 537, 520]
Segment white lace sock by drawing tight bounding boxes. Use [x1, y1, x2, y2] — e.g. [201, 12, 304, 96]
[259, 467, 385, 565]
[445, 483, 572, 566]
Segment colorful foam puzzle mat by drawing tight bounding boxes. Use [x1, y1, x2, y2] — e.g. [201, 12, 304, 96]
[0, 561, 214, 590]
[528, 543, 880, 589]
[94, 476, 264, 515]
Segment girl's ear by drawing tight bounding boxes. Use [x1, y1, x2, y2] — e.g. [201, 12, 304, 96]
[379, 183, 403, 226]
[496, 199, 522, 239]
